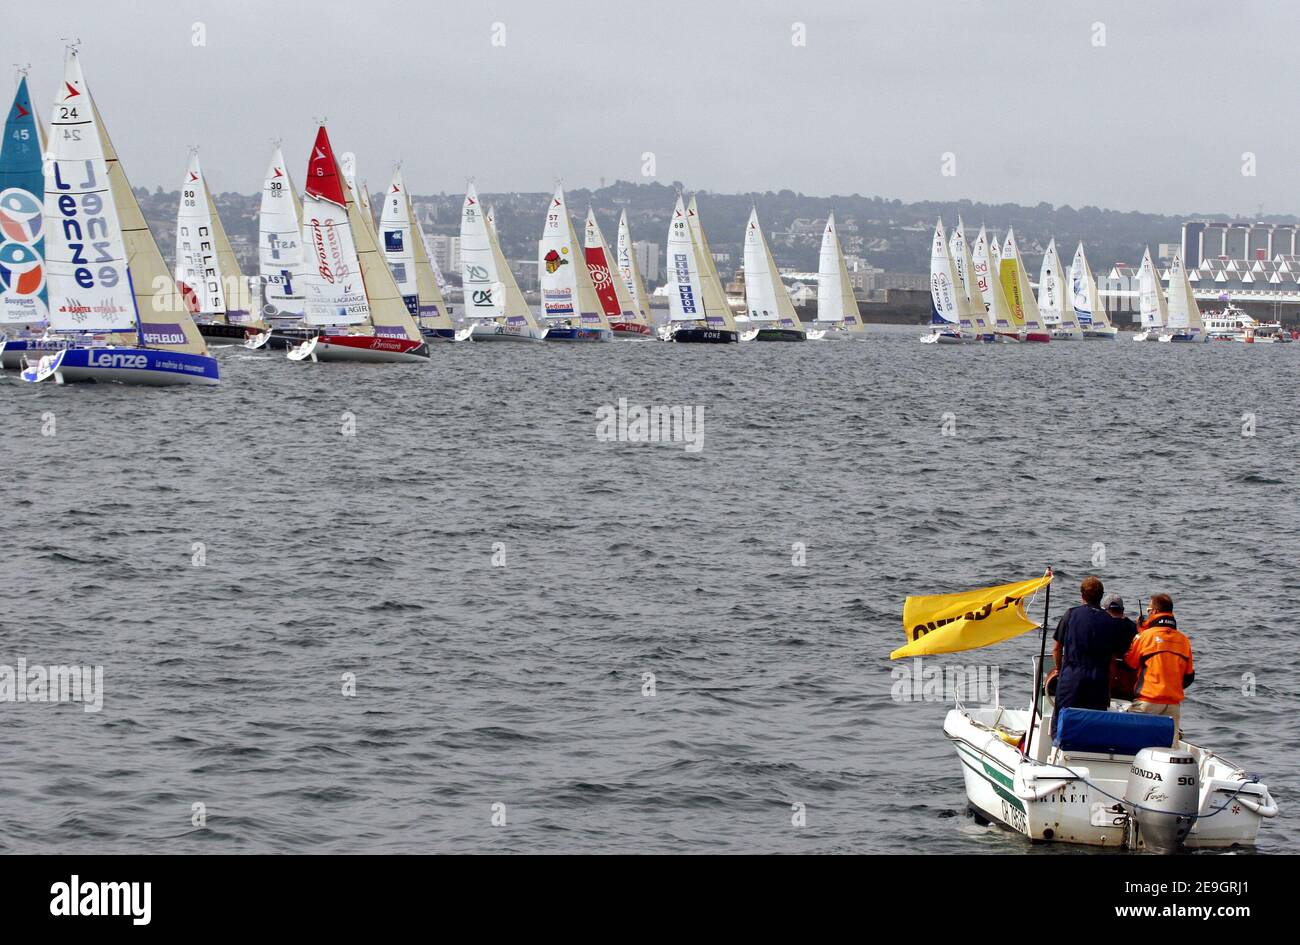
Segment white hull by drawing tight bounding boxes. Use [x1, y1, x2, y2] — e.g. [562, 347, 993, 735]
[469, 322, 548, 342]
[1080, 327, 1119, 340]
[1132, 329, 1163, 342]
[945, 703, 1275, 849]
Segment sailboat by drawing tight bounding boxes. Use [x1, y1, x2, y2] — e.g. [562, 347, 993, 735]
[1038, 239, 1079, 340]
[612, 209, 654, 336]
[380, 167, 469, 342]
[537, 187, 611, 341]
[744, 207, 808, 341]
[950, 219, 994, 342]
[584, 206, 646, 338]
[459, 184, 547, 341]
[1160, 254, 1205, 343]
[286, 126, 429, 363]
[247, 144, 313, 350]
[1133, 247, 1167, 342]
[21, 51, 217, 385]
[670, 193, 743, 343]
[970, 226, 1015, 342]
[174, 150, 264, 344]
[1069, 243, 1118, 340]
[0, 72, 58, 370]
[814, 213, 865, 338]
[663, 194, 742, 343]
[1000, 228, 1050, 342]
[922, 218, 965, 344]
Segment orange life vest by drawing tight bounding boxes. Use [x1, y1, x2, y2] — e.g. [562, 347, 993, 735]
[1124, 613, 1194, 704]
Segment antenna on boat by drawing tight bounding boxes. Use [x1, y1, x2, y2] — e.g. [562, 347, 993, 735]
[1022, 566, 1053, 760]
[14, 62, 30, 83]
[62, 37, 82, 53]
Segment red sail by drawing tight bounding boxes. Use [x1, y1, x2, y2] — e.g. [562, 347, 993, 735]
[305, 126, 347, 206]
[584, 245, 620, 317]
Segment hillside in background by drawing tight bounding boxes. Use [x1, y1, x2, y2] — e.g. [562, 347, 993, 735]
[136, 180, 1294, 280]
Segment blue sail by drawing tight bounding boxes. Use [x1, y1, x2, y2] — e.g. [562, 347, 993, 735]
[0, 76, 47, 324]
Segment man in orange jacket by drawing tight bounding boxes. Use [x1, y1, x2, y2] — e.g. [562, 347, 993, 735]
[1124, 592, 1195, 736]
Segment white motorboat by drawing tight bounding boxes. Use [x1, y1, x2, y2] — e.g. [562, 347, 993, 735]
[893, 572, 1277, 852]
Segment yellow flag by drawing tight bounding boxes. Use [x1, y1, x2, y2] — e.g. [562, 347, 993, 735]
[890, 573, 1053, 660]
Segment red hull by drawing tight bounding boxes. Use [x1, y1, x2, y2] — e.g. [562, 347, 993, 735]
[610, 322, 652, 336]
[1022, 331, 1051, 343]
[313, 333, 429, 362]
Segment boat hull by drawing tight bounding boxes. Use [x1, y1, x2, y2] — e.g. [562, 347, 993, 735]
[421, 326, 473, 343]
[1, 337, 71, 370]
[1080, 328, 1119, 340]
[672, 327, 739, 344]
[1021, 330, 1051, 343]
[288, 334, 430, 363]
[469, 322, 548, 342]
[543, 325, 612, 342]
[755, 327, 806, 342]
[197, 322, 256, 344]
[610, 322, 652, 337]
[19, 346, 220, 386]
[944, 706, 1273, 850]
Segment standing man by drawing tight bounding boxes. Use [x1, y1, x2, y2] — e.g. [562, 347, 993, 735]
[1052, 577, 1133, 737]
[1102, 593, 1140, 698]
[1125, 593, 1194, 737]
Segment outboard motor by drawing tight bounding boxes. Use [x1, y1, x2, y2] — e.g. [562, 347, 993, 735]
[1124, 747, 1199, 852]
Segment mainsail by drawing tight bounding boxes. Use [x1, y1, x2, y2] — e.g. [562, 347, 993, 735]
[1138, 247, 1168, 330]
[175, 151, 255, 326]
[999, 229, 1037, 330]
[744, 207, 803, 334]
[1037, 239, 1076, 335]
[0, 75, 48, 327]
[302, 128, 369, 327]
[537, 187, 608, 328]
[666, 194, 705, 323]
[459, 186, 501, 319]
[816, 213, 863, 331]
[379, 168, 419, 312]
[615, 209, 653, 325]
[258, 146, 308, 320]
[955, 222, 992, 335]
[973, 226, 1015, 331]
[929, 218, 961, 327]
[1165, 255, 1202, 332]
[584, 207, 636, 324]
[44, 51, 207, 352]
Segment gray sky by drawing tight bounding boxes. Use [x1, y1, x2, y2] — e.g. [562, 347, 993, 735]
[3, 0, 1291, 217]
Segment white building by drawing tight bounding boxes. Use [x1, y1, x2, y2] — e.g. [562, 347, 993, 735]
[427, 234, 461, 278]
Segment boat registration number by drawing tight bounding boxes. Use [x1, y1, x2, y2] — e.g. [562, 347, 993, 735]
[1000, 800, 1027, 833]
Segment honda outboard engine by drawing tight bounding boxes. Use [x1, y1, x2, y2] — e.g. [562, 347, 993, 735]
[1124, 747, 1199, 852]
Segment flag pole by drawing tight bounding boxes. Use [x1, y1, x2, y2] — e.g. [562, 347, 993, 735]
[1023, 566, 1053, 758]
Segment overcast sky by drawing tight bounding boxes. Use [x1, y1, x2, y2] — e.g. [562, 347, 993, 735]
[2, 0, 1291, 217]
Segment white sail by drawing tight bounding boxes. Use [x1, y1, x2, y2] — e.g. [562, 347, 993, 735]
[970, 226, 995, 308]
[43, 54, 138, 336]
[538, 187, 581, 320]
[379, 167, 419, 310]
[345, 158, 422, 341]
[1138, 247, 1167, 329]
[929, 218, 960, 325]
[1069, 243, 1094, 327]
[258, 146, 307, 319]
[1037, 239, 1075, 333]
[459, 185, 502, 320]
[950, 220, 970, 303]
[615, 209, 652, 324]
[1165, 255, 1201, 331]
[958, 226, 992, 334]
[743, 208, 781, 322]
[974, 226, 1015, 332]
[666, 194, 704, 323]
[816, 212, 863, 331]
[44, 52, 206, 351]
[301, 131, 370, 326]
[175, 151, 228, 318]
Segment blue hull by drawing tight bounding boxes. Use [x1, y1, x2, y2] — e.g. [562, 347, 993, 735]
[544, 326, 612, 342]
[20, 346, 220, 386]
[1, 337, 70, 370]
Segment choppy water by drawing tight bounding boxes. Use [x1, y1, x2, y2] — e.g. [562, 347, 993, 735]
[1, 325, 1295, 854]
